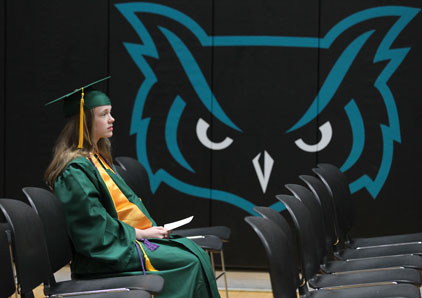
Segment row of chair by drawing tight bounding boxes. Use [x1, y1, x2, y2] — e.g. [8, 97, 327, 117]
[0, 188, 164, 298]
[1, 155, 231, 298]
[245, 163, 422, 298]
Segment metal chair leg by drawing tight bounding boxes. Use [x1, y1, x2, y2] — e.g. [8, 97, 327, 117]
[209, 250, 216, 275]
[220, 249, 229, 298]
[208, 249, 229, 297]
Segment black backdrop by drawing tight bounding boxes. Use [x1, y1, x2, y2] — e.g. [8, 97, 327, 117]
[1, 0, 422, 269]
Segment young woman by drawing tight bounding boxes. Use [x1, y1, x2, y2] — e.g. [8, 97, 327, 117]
[45, 81, 220, 298]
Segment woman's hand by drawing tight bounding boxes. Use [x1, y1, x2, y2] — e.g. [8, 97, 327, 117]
[136, 226, 170, 239]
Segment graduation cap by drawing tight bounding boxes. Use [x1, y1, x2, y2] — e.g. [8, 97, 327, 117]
[45, 76, 111, 148]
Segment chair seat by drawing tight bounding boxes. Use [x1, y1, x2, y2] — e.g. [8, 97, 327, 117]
[322, 254, 422, 273]
[174, 226, 231, 241]
[54, 289, 152, 298]
[347, 233, 422, 248]
[335, 243, 422, 260]
[308, 283, 421, 298]
[189, 235, 223, 251]
[309, 267, 421, 289]
[48, 274, 164, 296]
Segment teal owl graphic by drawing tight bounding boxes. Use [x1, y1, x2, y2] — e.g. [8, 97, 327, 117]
[115, 3, 420, 215]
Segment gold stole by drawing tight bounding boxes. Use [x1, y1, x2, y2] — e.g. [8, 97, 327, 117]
[89, 153, 157, 271]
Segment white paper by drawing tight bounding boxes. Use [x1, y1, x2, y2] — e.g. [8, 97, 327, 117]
[164, 216, 194, 230]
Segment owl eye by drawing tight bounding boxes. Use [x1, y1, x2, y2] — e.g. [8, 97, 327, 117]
[196, 118, 233, 150]
[295, 121, 332, 152]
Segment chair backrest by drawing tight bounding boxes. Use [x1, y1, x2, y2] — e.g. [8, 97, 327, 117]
[299, 175, 338, 248]
[313, 166, 354, 241]
[115, 156, 153, 209]
[0, 198, 52, 295]
[317, 163, 349, 190]
[244, 216, 299, 298]
[253, 207, 294, 244]
[253, 206, 301, 274]
[275, 194, 321, 281]
[285, 184, 328, 261]
[0, 222, 16, 297]
[22, 187, 73, 274]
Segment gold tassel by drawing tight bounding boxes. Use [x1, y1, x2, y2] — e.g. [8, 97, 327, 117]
[136, 240, 158, 271]
[77, 88, 85, 149]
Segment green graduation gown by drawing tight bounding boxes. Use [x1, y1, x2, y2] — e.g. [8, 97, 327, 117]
[54, 156, 220, 298]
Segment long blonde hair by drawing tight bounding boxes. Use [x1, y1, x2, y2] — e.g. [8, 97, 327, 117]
[45, 109, 112, 189]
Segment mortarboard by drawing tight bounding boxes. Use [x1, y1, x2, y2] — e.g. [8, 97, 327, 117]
[45, 76, 111, 148]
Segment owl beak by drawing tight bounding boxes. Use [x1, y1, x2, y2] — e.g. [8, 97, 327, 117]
[252, 150, 274, 194]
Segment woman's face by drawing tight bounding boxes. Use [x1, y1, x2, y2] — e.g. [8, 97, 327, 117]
[92, 105, 115, 144]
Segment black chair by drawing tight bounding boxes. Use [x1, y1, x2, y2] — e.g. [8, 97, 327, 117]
[0, 222, 16, 298]
[312, 166, 354, 244]
[21, 187, 164, 296]
[190, 234, 227, 286]
[244, 216, 421, 298]
[313, 165, 422, 260]
[253, 206, 302, 272]
[0, 228, 149, 298]
[1, 195, 162, 298]
[286, 184, 422, 273]
[315, 163, 422, 248]
[114, 156, 229, 297]
[298, 175, 341, 249]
